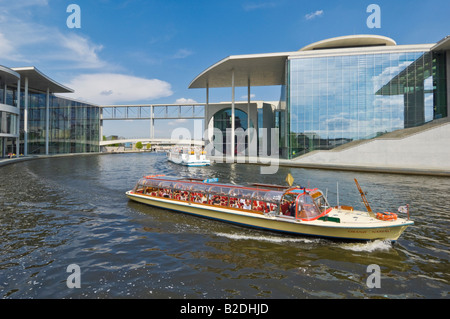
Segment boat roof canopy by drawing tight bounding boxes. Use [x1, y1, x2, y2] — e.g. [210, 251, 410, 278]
[138, 175, 323, 203]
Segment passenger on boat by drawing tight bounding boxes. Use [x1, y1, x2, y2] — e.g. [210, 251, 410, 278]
[243, 200, 251, 210]
[162, 189, 170, 198]
[289, 202, 296, 216]
[281, 200, 290, 215]
[212, 196, 221, 205]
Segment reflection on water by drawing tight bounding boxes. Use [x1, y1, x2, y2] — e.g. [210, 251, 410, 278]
[0, 153, 449, 299]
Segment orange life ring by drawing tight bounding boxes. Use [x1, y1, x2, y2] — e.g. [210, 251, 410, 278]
[376, 212, 398, 221]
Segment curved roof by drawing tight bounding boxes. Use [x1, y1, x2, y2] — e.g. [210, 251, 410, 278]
[189, 35, 400, 89]
[299, 34, 396, 51]
[189, 52, 289, 89]
[0, 65, 20, 85]
[11, 66, 73, 93]
[432, 35, 450, 51]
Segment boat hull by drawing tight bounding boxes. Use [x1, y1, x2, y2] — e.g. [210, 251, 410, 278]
[126, 191, 412, 241]
[167, 151, 211, 166]
[167, 157, 210, 166]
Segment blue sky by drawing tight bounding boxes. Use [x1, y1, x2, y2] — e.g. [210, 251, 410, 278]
[1, 0, 449, 138]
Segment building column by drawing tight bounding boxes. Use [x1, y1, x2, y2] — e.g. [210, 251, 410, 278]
[205, 82, 209, 145]
[15, 78, 20, 158]
[99, 107, 103, 143]
[150, 105, 154, 139]
[230, 69, 235, 160]
[45, 88, 50, 155]
[446, 51, 450, 117]
[247, 78, 251, 157]
[24, 77, 28, 156]
[206, 82, 209, 123]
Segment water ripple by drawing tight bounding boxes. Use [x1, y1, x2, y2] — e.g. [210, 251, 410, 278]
[0, 153, 449, 298]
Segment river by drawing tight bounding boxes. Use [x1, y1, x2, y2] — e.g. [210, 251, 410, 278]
[0, 152, 448, 299]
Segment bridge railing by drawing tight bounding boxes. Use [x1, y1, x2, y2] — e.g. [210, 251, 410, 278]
[99, 138, 205, 146]
[100, 104, 206, 120]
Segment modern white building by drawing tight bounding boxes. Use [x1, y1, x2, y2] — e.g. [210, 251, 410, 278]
[189, 35, 450, 174]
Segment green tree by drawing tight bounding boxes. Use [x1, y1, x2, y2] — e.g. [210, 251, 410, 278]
[135, 141, 143, 150]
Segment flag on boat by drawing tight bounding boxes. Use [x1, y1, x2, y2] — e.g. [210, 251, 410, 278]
[398, 205, 408, 214]
[285, 173, 294, 187]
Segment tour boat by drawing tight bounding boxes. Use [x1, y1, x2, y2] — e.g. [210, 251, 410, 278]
[167, 147, 210, 166]
[126, 175, 414, 242]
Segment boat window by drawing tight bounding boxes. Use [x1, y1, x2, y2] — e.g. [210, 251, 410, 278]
[158, 181, 174, 189]
[191, 192, 207, 203]
[208, 186, 228, 196]
[173, 189, 189, 200]
[240, 199, 252, 211]
[138, 178, 284, 213]
[238, 189, 254, 199]
[296, 194, 321, 220]
[145, 187, 158, 196]
[281, 193, 297, 217]
[156, 187, 172, 198]
[252, 200, 272, 213]
[133, 179, 147, 193]
[173, 182, 193, 192]
[209, 194, 228, 206]
[144, 179, 160, 188]
[262, 191, 283, 203]
[134, 185, 145, 193]
[190, 183, 209, 194]
[229, 197, 241, 208]
[311, 191, 330, 213]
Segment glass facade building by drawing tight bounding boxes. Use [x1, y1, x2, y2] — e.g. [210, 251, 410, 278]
[287, 50, 447, 158]
[190, 34, 450, 162]
[212, 108, 249, 154]
[0, 66, 21, 157]
[1, 65, 100, 158]
[22, 93, 100, 155]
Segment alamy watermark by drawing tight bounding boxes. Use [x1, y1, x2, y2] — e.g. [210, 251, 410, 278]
[63, 263, 380, 291]
[366, 264, 381, 288]
[66, 264, 81, 288]
[66, 4, 81, 29]
[366, 4, 381, 29]
[171, 123, 280, 175]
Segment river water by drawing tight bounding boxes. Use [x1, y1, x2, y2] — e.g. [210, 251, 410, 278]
[0, 153, 448, 299]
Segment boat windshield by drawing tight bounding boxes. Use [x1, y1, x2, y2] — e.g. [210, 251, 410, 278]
[311, 190, 330, 213]
[296, 194, 322, 221]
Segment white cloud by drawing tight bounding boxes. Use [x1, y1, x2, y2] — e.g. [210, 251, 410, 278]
[62, 73, 173, 105]
[175, 98, 197, 104]
[0, 32, 24, 61]
[56, 33, 106, 69]
[240, 93, 256, 100]
[305, 10, 324, 20]
[172, 49, 193, 59]
[0, 1, 109, 69]
[243, 2, 277, 11]
[168, 119, 188, 126]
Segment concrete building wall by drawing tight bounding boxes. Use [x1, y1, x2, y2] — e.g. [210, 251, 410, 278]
[291, 120, 450, 174]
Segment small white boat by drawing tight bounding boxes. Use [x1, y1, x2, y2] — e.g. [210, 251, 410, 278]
[167, 146, 211, 167]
